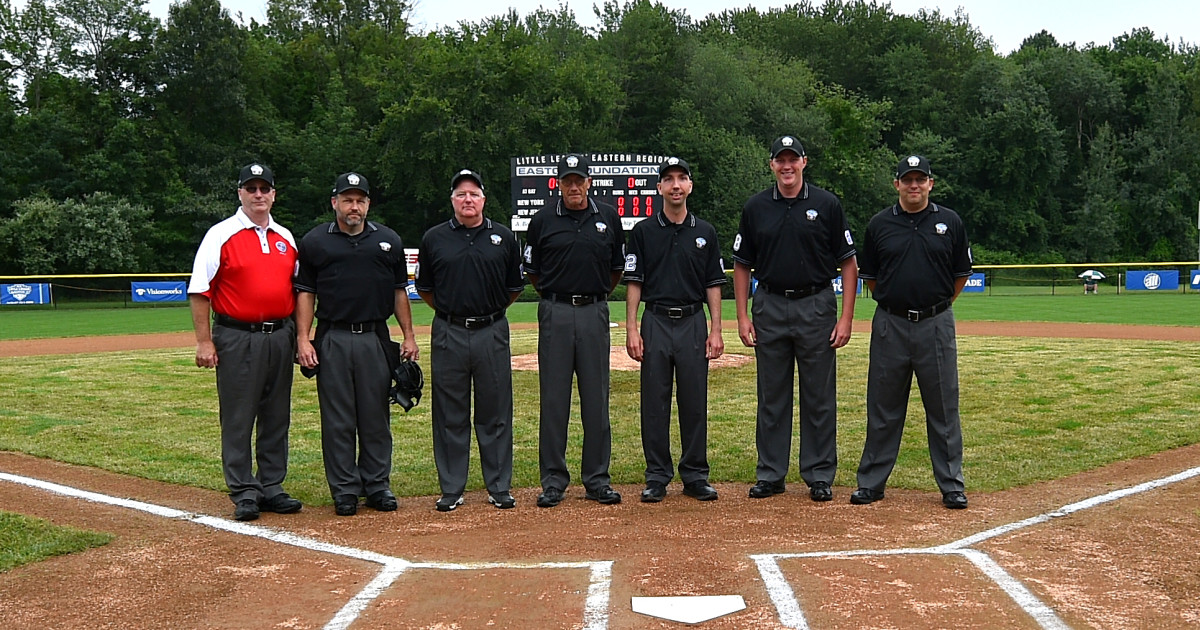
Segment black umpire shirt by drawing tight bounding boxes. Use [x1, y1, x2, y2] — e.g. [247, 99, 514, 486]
[524, 198, 625, 295]
[624, 212, 726, 305]
[857, 202, 972, 310]
[414, 217, 525, 316]
[295, 221, 407, 323]
[732, 182, 856, 288]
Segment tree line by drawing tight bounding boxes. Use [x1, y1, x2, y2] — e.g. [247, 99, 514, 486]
[1, 0, 1197, 275]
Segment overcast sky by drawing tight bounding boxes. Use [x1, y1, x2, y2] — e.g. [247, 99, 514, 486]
[125, 0, 1195, 55]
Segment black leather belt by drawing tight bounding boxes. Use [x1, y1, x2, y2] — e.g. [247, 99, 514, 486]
[759, 282, 829, 299]
[214, 314, 289, 333]
[324, 320, 384, 333]
[879, 300, 951, 322]
[544, 292, 605, 306]
[646, 302, 704, 319]
[436, 311, 505, 330]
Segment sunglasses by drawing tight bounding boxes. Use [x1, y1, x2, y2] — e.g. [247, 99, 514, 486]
[242, 185, 273, 194]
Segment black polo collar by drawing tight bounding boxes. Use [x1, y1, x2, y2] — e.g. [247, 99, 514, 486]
[449, 216, 493, 230]
[891, 202, 940, 216]
[326, 220, 380, 234]
[771, 181, 810, 201]
[554, 198, 600, 216]
[655, 211, 697, 228]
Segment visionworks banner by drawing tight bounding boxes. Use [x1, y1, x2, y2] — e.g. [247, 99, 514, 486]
[131, 281, 187, 302]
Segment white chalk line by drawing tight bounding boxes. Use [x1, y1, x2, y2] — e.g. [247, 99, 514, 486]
[0, 471, 613, 630]
[753, 463, 1200, 629]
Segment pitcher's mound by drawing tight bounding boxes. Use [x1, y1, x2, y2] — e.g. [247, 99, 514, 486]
[512, 347, 754, 371]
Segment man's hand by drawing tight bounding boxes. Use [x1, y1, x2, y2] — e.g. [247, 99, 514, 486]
[195, 340, 218, 368]
[401, 337, 419, 360]
[297, 338, 318, 369]
[829, 316, 853, 349]
[626, 329, 643, 361]
[706, 329, 725, 360]
[737, 317, 756, 347]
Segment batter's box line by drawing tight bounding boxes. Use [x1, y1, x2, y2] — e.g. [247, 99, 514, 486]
[0, 472, 614, 630]
[751, 464, 1200, 630]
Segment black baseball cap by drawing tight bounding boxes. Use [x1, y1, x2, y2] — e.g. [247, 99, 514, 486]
[770, 135, 805, 159]
[450, 169, 484, 191]
[238, 163, 274, 187]
[332, 172, 370, 196]
[658, 156, 691, 177]
[557, 153, 590, 178]
[895, 155, 932, 179]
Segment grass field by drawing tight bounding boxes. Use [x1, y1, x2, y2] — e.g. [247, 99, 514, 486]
[0, 292, 1196, 340]
[2, 326, 1197, 505]
[0, 511, 112, 572]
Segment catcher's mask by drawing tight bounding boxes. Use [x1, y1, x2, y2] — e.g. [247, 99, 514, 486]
[389, 358, 424, 412]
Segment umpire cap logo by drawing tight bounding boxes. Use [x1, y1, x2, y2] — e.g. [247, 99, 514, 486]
[566, 156, 579, 167]
[782, 137, 794, 146]
[251, 164, 264, 175]
[908, 156, 921, 167]
[490, 234, 502, 245]
[348, 174, 361, 185]
[935, 223, 947, 235]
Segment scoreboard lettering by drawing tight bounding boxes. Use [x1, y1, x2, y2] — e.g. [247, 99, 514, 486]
[510, 153, 667, 232]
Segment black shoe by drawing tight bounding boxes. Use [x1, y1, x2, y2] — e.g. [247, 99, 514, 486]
[850, 487, 884, 505]
[942, 491, 968, 509]
[537, 487, 564, 508]
[487, 491, 516, 509]
[748, 480, 785, 498]
[334, 494, 359, 516]
[585, 486, 622, 504]
[640, 482, 667, 503]
[809, 481, 833, 502]
[683, 480, 719, 501]
[233, 498, 260, 521]
[435, 494, 463, 512]
[260, 493, 302, 514]
[365, 490, 398, 512]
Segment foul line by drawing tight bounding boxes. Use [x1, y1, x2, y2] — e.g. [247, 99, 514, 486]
[751, 464, 1200, 630]
[0, 472, 613, 630]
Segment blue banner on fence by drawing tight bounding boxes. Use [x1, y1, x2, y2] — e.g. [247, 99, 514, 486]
[1125, 270, 1180, 291]
[831, 277, 862, 296]
[1, 283, 52, 305]
[1191, 270, 1200, 289]
[962, 272, 986, 293]
[131, 281, 187, 302]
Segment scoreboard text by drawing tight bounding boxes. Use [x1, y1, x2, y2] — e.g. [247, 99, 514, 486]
[509, 153, 667, 232]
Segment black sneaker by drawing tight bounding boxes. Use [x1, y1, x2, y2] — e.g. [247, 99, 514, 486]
[365, 490, 398, 512]
[809, 481, 833, 502]
[487, 492, 516, 509]
[260, 493, 302, 514]
[748, 480, 786, 498]
[640, 482, 667, 503]
[334, 494, 359, 516]
[435, 494, 464, 512]
[942, 491, 968, 509]
[682, 481, 718, 501]
[537, 487, 564, 508]
[233, 498, 260, 521]
[585, 486, 622, 504]
[850, 487, 885, 505]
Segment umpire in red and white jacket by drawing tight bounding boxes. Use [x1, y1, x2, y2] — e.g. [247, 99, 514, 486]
[189, 163, 303, 522]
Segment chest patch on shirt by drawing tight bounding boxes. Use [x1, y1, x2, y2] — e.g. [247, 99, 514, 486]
[695, 237, 707, 249]
[935, 223, 947, 235]
[596, 222, 608, 234]
[275, 241, 288, 254]
[380, 241, 392, 251]
[805, 209, 818, 221]
[490, 234, 502, 245]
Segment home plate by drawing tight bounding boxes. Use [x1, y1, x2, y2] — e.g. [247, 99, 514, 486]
[631, 595, 746, 624]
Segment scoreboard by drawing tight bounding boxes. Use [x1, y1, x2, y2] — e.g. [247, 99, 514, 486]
[509, 153, 667, 232]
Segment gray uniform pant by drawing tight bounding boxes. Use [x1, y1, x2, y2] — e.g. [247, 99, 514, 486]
[640, 310, 710, 485]
[430, 316, 514, 496]
[752, 289, 838, 486]
[315, 328, 393, 499]
[856, 308, 965, 493]
[537, 299, 612, 492]
[212, 320, 295, 504]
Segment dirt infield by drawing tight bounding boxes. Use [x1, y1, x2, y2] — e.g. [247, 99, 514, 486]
[1, 321, 1198, 629]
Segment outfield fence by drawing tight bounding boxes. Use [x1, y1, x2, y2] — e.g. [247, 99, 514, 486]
[2, 262, 1199, 308]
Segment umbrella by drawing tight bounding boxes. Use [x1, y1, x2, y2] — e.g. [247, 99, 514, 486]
[1077, 269, 1106, 281]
